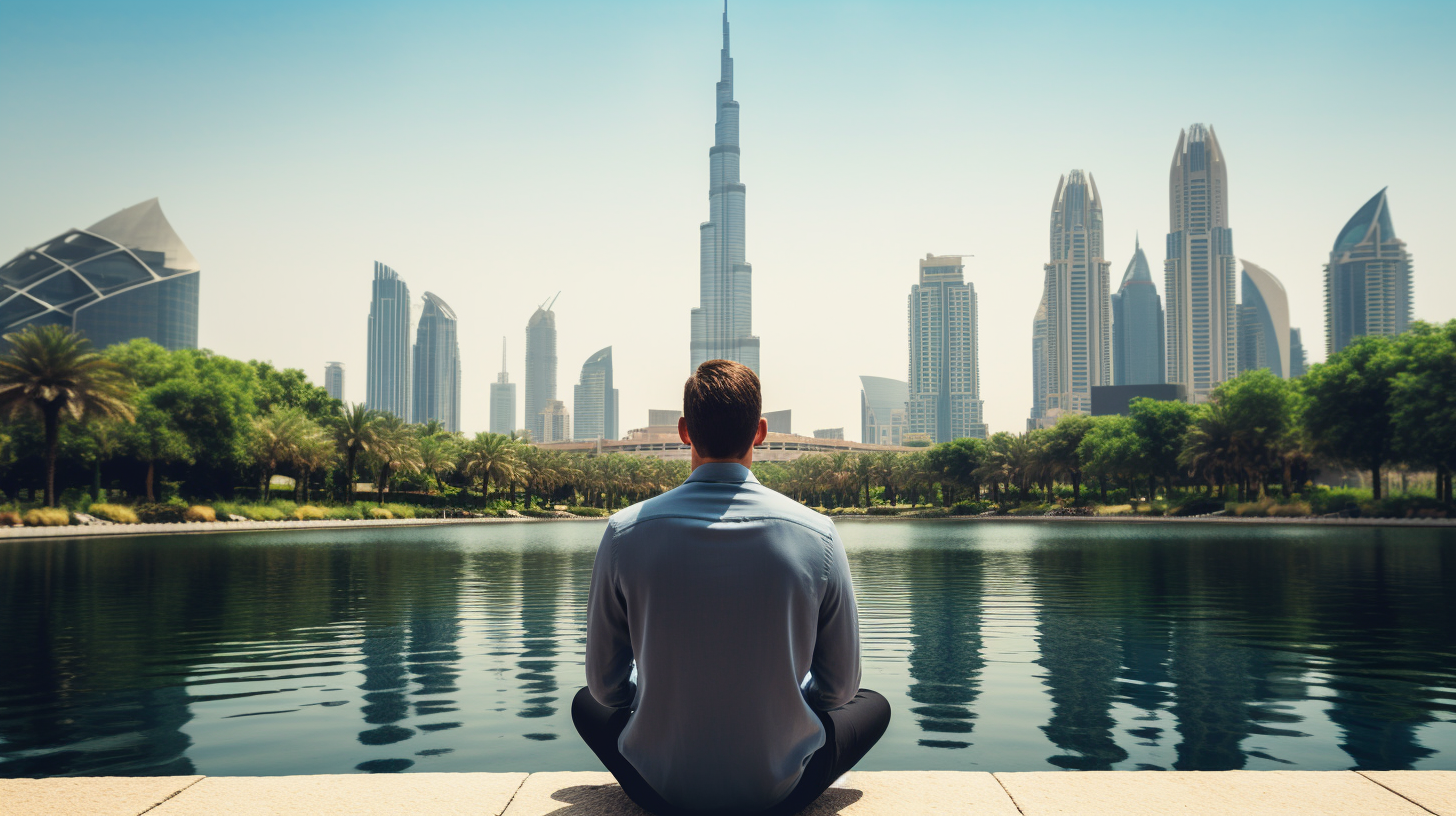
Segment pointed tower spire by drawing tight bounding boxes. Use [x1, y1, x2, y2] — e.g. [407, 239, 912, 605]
[501, 336, 507, 374]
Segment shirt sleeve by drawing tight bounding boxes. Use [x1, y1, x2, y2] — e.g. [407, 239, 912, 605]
[585, 520, 637, 708]
[802, 527, 861, 711]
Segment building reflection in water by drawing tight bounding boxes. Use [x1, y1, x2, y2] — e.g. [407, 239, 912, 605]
[904, 548, 985, 749]
[516, 550, 566, 740]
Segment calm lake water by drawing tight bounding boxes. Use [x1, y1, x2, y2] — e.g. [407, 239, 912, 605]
[2, 519, 1454, 777]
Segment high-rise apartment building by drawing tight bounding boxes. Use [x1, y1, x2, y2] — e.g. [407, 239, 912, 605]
[1236, 261, 1290, 378]
[524, 295, 558, 443]
[1111, 238, 1165, 386]
[489, 338, 517, 435]
[1290, 329, 1307, 378]
[412, 292, 461, 431]
[1164, 124, 1237, 402]
[573, 346, 619, 441]
[1029, 295, 1048, 429]
[860, 375, 908, 446]
[366, 261, 411, 419]
[689, 6, 759, 375]
[324, 362, 345, 402]
[908, 254, 986, 443]
[0, 198, 200, 350]
[1037, 170, 1111, 422]
[540, 399, 571, 444]
[1324, 188, 1412, 355]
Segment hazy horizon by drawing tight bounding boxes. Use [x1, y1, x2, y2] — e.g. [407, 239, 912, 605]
[3, 0, 1453, 439]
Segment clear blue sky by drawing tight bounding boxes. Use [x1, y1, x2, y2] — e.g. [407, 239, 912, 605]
[3, 1, 1453, 437]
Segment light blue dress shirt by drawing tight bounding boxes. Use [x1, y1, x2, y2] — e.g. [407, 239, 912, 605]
[585, 462, 862, 813]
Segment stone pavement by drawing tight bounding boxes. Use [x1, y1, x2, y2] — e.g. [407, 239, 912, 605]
[3, 770, 1453, 816]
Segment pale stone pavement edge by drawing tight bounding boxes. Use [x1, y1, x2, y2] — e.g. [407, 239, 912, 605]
[3, 771, 1454, 816]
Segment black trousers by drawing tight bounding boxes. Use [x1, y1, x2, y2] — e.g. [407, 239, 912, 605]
[572, 687, 891, 816]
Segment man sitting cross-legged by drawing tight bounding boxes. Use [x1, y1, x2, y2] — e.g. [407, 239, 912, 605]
[573, 359, 890, 815]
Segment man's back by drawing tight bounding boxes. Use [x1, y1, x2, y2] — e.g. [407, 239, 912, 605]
[585, 463, 860, 813]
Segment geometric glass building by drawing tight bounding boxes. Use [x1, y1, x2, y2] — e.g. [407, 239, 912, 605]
[489, 337, 517, 435]
[908, 254, 987, 443]
[525, 295, 559, 443]
[412, 291, 461, 431]
[1236, 260, 1290, 378]
[1038, 169, 1111, 420]
[689, 5, 760, 376]
[1164, 123, 1237, 402]
[573, 346, 619, 441]
[324, 362, 345, 402]
[1290, 328, 1307, 378]
[860, 375, 908, 446]
[1111, 237, 1165, 386]
[1324, 188, 1412, 356]
[1029, 293, 1048, 429]
[0, 198, 199, 350]
[366, 261, 411, 420]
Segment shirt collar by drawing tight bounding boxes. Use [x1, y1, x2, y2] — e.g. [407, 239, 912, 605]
[684, 462, 759, 485]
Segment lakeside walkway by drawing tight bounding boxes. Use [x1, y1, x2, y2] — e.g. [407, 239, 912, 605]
[6, 770, 1454, 815]
[0, 512, 1451, 542]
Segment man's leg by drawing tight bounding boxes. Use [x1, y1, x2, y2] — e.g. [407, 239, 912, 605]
[765, 690, 892, 816]
[570, 687, 684, 816]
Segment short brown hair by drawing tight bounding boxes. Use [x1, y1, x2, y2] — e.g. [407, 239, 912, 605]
[683, 360, 762, 459]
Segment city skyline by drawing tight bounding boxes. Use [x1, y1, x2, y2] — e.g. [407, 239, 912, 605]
[3, 2, 1453, 437]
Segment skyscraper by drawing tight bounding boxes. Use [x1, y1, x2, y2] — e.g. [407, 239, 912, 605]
[540, 399, 571, 444]
[324, 362, 345, 402]
[412, 291, 461, 431]
[1038, 170, 1111, 420]
[525, 295, 558, 443]
[1111, 238, 1166, 386]
[1029, 294, 1048, 429]
[1324, 188, 1413, 355]
[860, 375, 908, 446]
[366, 261, 411, 419]
[1164, 124, 1236, 402]
[573, 346, 619, 441]
[490, 337, 516, 435]
[0, 198, 200, 350]
[689, 5, 759, 375]
[1236, 261, 1290, 378]
[908, 254, 987, 443]
[1290, 329, 1307, 378]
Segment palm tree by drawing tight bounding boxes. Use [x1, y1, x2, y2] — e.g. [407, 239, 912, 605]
[332, 403, 378, 502]
[292, 428, 338, 504]
[417, 435, 458, 494]
[371, 414, 422, 505]
[1179, 404, 1239, 497]
[462, 432, 520, 505]
[250, 406, 309, 502]
[0, 325, 135, 506]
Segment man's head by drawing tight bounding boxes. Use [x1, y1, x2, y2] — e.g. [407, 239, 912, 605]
[679, 359, 768, 465]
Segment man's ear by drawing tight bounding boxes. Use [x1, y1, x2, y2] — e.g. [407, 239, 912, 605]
[753, 417, 768, 447]
[678, 416, 692, 446]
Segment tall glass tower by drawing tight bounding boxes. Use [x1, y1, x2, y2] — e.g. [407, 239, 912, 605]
[324, 362, 345, 402]
[1236, 260, 1290, 378]
[525, 295, 558, 443]
[1029, 293, 1048, 429]
[1324, 188, 1412, 355]
[412, 291, 461, 431]
[908, 254, 986, 443]
[573, 346, 619, 441]
[689, 6, 759, 376]
[1111, 237, 1165, 386]
[366, 261, 411, 419]
[1039, 170, 1111, 420]
[489, 337, 516, 435]
[1164, 124, 1236, 402]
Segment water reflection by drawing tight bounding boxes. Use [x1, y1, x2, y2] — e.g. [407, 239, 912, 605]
[1, 521, 1454, 776]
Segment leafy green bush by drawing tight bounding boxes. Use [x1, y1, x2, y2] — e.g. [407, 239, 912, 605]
[1305, 487, 1369, 515]
[326, 504, 364, 520]
[568, 506, 609, 517]
[266, 500, 298, 517]
[1169, 497, 1226, 517]
[89, 503, 140, 524]
[1361, 494, 1450, 519]
[950, 500, 994, 516]
[239, 505, 286, 521]
[293, 505, 328, 520]
[866, 506, 904, 516]
[910, 507, 950, 518]
[520, 508, 555, 518]
[184, 505, 217, 522]
[134, 503, 186, 523]
[368, 507, 394, 520]
[1008, 504, 1052, 516]
[24, 507, 71, 526]
[1268, 501, 1313, 517]
[382, 503, 416, 519]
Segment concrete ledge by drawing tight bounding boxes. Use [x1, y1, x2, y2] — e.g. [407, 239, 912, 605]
[4, 771, 1453, 816]
[0, 515, 602, 541]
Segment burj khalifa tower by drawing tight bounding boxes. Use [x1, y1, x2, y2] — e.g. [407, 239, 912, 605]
[689, 4, 759, 376]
